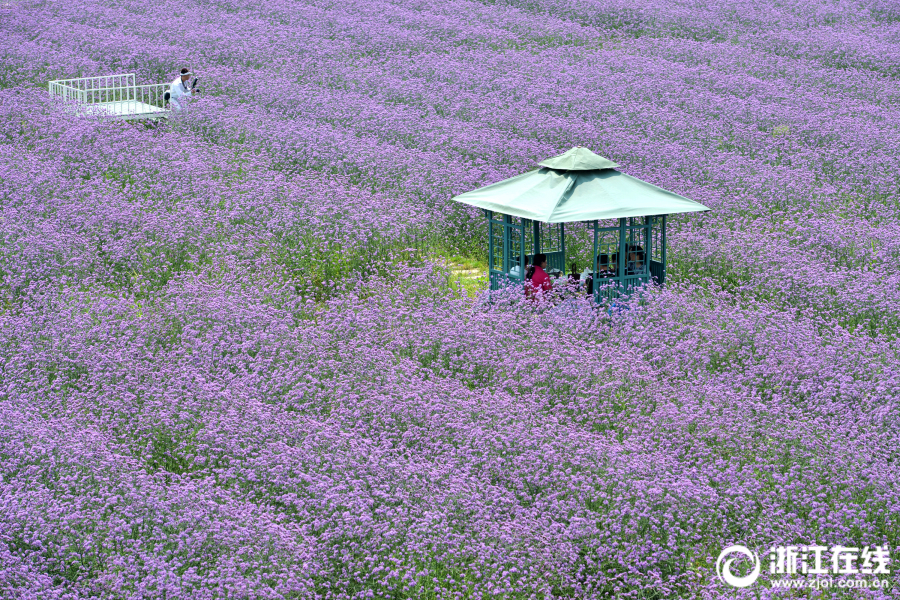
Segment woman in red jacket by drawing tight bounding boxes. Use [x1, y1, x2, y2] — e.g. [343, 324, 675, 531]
[525, 253, 551, 299]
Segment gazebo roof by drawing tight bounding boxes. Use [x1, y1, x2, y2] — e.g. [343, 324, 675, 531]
[452, 147, 710, 223]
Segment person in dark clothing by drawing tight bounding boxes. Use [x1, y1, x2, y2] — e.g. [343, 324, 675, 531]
[596, 253, 617, 278]
[626, 245, 646, 275]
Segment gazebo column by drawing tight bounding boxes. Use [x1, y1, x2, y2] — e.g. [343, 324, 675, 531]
[661, 216, 667, 284]
[649, 215, 667, 285]
[592, 219, 599, 304]
[502, 215, 511, 274]
[559, 223, 566, 271]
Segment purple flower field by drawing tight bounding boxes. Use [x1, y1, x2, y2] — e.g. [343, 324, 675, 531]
[1, 0, 899, 597]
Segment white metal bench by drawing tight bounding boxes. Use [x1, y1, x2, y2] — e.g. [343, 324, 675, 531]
[48, 74, 170, 121]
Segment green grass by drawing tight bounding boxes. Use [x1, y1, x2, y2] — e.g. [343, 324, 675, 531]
[430, 253, 490, 299]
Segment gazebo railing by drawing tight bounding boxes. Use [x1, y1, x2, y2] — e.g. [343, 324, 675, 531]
[486, 210, 567, 290]
[591, 215, 665, 303]
[484, 210, 667, 303]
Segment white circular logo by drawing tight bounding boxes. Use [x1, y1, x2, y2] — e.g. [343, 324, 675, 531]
[716, 545, 761, 588]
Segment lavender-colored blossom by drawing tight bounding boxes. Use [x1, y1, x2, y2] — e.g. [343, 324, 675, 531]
[0, 0, 898, 598]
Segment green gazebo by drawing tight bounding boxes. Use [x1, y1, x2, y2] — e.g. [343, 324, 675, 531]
[451, 147, 710, 302]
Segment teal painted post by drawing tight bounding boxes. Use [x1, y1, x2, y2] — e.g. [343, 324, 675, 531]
[519, 218, 526, 278]
[503, 215, 511, 274]
[618, 217, 626, 292]
[560, 222, 566, 268]
[661, 215, 667, 285]
[486, 210, 493, 289]
[644, 216, 651, 285]
[592, 219, 599, 304]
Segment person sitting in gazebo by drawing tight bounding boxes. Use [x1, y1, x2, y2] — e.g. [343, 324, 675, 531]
[597, 253, 617, 279]
[509, 257, 527, 279]
[626, 245, 646, 276]
[525, 253, 551, 299]
[586, 253, 615, 296]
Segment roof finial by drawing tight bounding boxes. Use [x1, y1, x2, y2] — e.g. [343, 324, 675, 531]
[538, 147, 619, 171]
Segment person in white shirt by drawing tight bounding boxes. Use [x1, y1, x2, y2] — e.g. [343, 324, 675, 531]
[509, 258, 527, 279]
[166, 68, 197, 112]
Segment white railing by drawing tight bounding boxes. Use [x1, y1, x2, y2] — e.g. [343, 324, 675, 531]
[48, 73, 170, 120]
